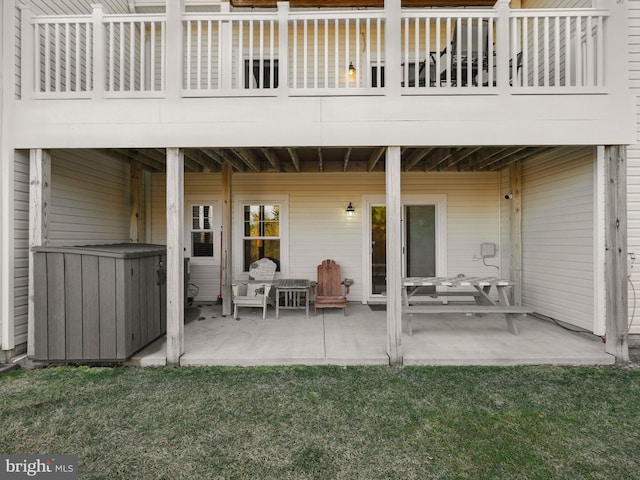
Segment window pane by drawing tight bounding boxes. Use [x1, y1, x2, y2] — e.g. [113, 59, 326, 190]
[243, 205, 280, 237]
[192, 232, 214, 257]
[192, 205, 200, 229]
[203, 206, 211, 230]
[243, 239, 280, 271]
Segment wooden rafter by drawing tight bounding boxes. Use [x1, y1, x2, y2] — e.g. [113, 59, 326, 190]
[188, 149, 221, 172]
[287, 148, 301, 172]
[440, 146, 482, 171]
[403, 147, 433, 172]
[203, 148, 246, 172]
[425, 148, 459, 171]
[232, 148, 261, 172]
[112, 148, 164, 172]
[343, 148, 352, 172]
[150, 148, 201, 172]
[367, 146, 386, 172]
[476, 146, 528, 171]
[261, 148, 281, 172]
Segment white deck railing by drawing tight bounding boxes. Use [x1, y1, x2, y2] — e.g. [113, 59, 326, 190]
[31, 15, 94, 98]
[401, 10, 498, 91]
[21, 4, 611, 100]
[288, 10, 385, 93]
[183, 12, 279, 95]
[510, 9, 608, 92]
[104, 14, 165, 96]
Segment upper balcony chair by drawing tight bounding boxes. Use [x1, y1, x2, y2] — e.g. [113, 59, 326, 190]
[311, 259, 353, 316]
[232, 258, 277, 320]
[438, 19, 490, 87]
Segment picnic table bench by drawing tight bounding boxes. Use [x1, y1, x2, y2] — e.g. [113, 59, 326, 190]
[402, 276, 533, 336]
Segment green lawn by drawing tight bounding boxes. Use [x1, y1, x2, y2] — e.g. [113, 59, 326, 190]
[1, 365, 639, 480]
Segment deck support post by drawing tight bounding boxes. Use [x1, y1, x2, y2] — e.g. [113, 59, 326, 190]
[27, 149, 50, 357]
[604, 145, 629, 362]
[221, 163, 233, 317]
[385, 146, 402, 365]
[166, 148, 184, 365]
[129, 160, 143, 243]
[509, 160, 522, 305]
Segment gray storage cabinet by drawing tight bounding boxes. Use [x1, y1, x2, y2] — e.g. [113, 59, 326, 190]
[33, 244, 167, 362]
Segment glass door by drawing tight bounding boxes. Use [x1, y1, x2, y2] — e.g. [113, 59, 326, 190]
[371, 206, 387, 295]
[369, 204, 437, 298]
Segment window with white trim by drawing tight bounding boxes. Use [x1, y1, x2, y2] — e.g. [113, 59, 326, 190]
[190, 204, 215, 258]
[242, 203, 280, 271]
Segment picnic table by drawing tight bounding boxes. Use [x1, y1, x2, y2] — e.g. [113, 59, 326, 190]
[402, 276, 532, 336]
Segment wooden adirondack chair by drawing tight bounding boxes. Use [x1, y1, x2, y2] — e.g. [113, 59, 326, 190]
[232, 258, 277, 320]
[312, 259, 353, 316]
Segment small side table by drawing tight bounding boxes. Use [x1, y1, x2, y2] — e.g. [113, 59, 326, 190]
[275, 279, 311, 319]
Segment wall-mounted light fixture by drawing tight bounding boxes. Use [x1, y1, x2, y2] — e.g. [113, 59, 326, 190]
[346, 202, 355, 217]
[348, 62, 356, 77]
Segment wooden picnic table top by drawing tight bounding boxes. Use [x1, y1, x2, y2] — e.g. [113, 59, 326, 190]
[402, 276, 517, 288]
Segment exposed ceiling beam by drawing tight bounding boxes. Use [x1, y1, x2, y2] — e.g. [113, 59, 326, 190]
[343, 148, 352, 173]
[202, 148, 246, 172]
[189, 150, 221, 172]
[112, 148, 164, 172]
[287, 148, 301, 173]
[317, 148, 324, 173]
[367, 147, 386, 172]
[232, 148, 261, 172]
[486, 146, 556, 171]
[261, 148, 281, 172]
[403, 147, 433, 172]
[440, 146, 482, 171]
[476, 146, 529, 170]
[425, 148, 459, 171]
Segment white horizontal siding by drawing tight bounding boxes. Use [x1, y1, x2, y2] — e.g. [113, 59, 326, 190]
[152, 171, 503, 303]
[49, 149, 131, 246]
[521, 147, 595, 331]
[13, 151, 30, 349]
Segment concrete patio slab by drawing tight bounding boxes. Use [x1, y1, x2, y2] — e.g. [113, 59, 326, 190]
[127, 302, 615, 367]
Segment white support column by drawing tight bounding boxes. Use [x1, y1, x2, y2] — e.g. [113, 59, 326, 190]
[166, 148, 184, 365]
[385, 146, 402, 365]
[1, 0, 16, 352]
[166, 0, 185, 98]
[604, 145, 629, 362]
[221, 163, 233, 316]
[92, 4, 106, 100]
[384, 0, 401, 97]
[594, 147, 606, 337]
[277, 2, 290, 98]
[27, 149, 51, 357]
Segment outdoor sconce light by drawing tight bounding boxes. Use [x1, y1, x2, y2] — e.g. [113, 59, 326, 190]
[346, 202, 355, 217]
[348, 62, 356, 77]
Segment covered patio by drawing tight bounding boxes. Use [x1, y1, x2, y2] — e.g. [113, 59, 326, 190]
[128, 303, 614, 367]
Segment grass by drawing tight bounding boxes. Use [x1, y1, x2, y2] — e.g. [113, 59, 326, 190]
[1, 365, 640, 480]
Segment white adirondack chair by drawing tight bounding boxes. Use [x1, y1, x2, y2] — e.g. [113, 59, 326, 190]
[232, 258, 277, 320]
